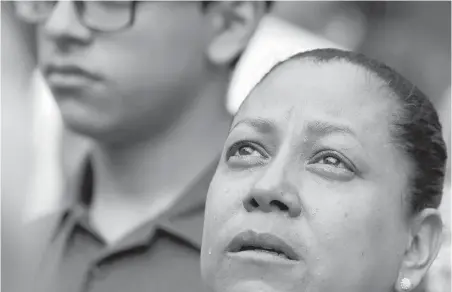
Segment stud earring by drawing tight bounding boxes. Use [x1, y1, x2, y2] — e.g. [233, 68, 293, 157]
[400, 278, 412, 291]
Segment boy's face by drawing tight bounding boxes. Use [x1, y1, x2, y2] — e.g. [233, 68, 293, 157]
[37, 1, 222, 143]
[201, 61, 412, 292]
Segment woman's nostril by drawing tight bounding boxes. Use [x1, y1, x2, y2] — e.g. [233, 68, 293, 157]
[270, 200, 289, 211]
[250, 198, 259, 208]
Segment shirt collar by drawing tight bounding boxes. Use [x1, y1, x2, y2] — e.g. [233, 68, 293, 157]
[156, 158, 219, 249]
[64, 156, 219, 251]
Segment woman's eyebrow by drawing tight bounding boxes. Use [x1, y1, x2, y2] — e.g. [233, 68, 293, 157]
[305, 120, 357, 138]
[230, 118, 356, 137]
[230, 117, 276, 134]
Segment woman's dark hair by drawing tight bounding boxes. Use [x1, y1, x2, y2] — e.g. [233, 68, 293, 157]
[258, 48, 448, 214]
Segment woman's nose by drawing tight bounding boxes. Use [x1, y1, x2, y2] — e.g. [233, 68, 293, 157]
[242, 162, 302, 218]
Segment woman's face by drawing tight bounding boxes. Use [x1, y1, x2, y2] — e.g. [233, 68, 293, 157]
[201, 61, 413, 292]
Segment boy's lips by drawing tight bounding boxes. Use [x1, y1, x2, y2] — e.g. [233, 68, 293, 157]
[44, 63, 102, 88]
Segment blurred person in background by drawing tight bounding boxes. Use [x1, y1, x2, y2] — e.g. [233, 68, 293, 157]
[15, 1, 271, 292]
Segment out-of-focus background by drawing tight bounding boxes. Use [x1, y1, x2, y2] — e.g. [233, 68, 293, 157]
[2, 2, 450, 292]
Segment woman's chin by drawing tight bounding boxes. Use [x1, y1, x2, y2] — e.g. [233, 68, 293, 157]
[216, 280, 296, 292]
[209, 266, 310, 292]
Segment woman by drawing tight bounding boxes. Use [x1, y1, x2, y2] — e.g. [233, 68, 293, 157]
[201, 48, 448, 292]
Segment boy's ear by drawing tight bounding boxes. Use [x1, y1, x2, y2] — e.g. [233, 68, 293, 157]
[205, 1, 267, 67]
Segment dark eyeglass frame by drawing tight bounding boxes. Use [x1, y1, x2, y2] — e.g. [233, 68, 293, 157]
[15, 1, 140, 33]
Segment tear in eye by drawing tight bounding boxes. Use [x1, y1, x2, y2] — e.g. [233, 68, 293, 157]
[323, 156, 341, 167]
[236, 145, 260, 157]
[226, 142, 269, 166]
[318, 155, 348, 170]
[228, 142, 266, 159]
[310, 150, 355, 173]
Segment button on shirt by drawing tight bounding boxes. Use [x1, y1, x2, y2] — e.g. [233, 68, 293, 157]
[32, 158, 218, 292]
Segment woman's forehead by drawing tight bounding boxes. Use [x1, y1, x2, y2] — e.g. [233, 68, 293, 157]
[231, 61, 400, 150]
[236, 60, 395, 123]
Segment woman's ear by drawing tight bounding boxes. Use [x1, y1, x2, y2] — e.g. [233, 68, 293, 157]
[204, 1, 266, 67]
[395, 208, 443, 291]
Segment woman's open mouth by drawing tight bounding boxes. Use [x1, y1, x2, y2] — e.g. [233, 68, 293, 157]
[237, 244, 291, 259]
[226, 230, 299, 262]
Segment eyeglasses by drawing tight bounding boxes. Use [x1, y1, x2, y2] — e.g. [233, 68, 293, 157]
[15, 1, 139, 32]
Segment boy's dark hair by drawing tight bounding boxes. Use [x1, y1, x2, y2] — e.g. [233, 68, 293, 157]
[257, 48, 448, 214]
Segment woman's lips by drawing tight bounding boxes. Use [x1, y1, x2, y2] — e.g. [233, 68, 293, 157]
[226, 230, 299, 262]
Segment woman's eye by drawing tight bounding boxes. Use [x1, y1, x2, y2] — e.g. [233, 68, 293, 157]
[226, 142, 268, 166]
[307, 151, 356, 181]
[234, 145, 262, 157]
[321, 156, 343, 167]
[311, 151, 354, 172]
